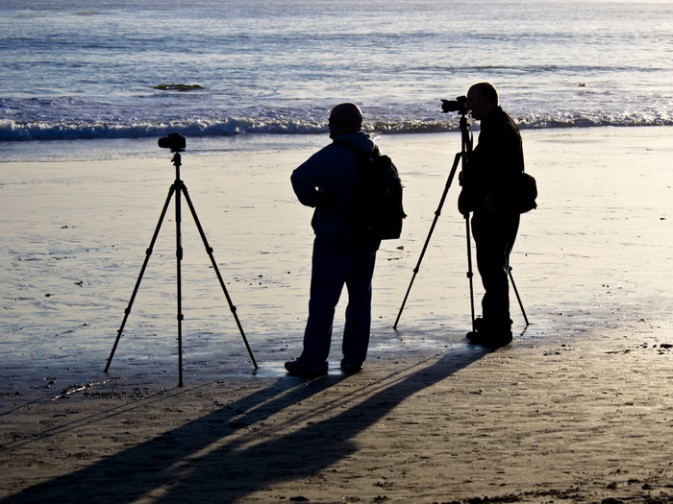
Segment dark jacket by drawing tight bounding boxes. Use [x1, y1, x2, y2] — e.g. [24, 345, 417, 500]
[291, 131, 380, 251]
[459, 106, 524, 214]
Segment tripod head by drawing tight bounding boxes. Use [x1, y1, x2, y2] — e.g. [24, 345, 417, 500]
[158, 133, 186, 175]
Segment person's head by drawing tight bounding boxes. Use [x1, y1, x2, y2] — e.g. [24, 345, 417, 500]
[328, 103, 363, 138]
[466, 82, 499, 120]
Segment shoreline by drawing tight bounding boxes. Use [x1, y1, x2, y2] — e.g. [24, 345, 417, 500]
[2, 123, 672, 161]
[1, 126, 672, 381]
[1, 126, 671, 381]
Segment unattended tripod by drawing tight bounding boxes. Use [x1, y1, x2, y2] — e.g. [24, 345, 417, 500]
[105, 134, 257, 386]
[393, 100, 529, 332]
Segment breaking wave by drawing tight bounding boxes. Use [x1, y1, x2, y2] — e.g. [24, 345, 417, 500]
[2, 113, 672, 142]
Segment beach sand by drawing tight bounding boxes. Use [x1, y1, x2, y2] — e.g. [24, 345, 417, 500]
[1, 127, 673, 503]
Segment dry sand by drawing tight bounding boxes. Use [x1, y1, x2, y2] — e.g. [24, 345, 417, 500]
[1, 127, 673, 503]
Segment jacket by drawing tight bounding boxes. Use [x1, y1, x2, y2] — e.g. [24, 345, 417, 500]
[459, 106, 524, 215]
[291, 131, 380, 251]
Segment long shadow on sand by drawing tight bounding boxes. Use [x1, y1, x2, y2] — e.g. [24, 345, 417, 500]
[1, 345, 488, 503]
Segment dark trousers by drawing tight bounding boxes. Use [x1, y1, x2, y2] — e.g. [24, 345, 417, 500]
[300, 239, 377, 365]
[471, 211, 520, 331]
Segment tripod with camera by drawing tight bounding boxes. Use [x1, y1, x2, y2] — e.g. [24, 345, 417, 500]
[393, 98, 529, 332]
[105, 134, 257, 387]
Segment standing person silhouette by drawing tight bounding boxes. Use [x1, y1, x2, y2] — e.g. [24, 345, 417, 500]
[458, 82, 524, 348]
[285, 103, 384, 377]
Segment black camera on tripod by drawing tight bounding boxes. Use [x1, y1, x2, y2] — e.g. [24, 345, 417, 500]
[158, 132, 186, 152]
[441, 96, 468, 115]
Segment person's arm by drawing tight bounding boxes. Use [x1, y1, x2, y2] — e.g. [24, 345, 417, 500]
[291, 154, 330, 209]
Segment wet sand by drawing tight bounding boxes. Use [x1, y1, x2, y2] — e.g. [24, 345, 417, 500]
[1, 127, 673, 502]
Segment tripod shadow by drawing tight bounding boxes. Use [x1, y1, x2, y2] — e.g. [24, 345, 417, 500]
[1, 345, 488, 503]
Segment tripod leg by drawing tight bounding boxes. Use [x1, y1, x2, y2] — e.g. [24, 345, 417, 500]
[105, 184, 176, 373]
[394, 152, 462, 329]
[180, 182, 258, 369]
[175, 178, 185, 387]
[465, 214, 476, 332]
[508, 266, 529, 327]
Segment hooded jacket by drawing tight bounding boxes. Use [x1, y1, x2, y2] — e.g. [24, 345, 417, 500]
[291, 131, 380, 251]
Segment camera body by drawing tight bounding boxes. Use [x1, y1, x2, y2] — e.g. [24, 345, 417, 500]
[441, 96, 468, 115]
[158, 133, 186, 151]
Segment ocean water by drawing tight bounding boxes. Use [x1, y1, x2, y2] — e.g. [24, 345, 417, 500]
[2, 0, 673, 389]
[2, 0, 673, 159]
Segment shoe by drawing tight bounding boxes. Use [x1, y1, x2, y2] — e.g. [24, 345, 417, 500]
[284, 358, 328, 378]
[340, 359, 362, 375]
[473, 317, 511, 333]
[466, 329, 512, 349]
[473, 317, 485, 332]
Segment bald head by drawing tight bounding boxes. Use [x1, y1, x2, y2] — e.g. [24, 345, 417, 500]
[468, 82, 499, 104]
[329, 103, 363, 138]
[466, 82, 499, 120]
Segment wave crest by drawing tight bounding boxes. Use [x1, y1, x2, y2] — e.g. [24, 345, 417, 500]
[1, 113, 672, 142]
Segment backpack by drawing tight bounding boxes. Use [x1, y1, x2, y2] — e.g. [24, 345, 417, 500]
[336, 141, 407, 240]
[513, 171, 538, 213]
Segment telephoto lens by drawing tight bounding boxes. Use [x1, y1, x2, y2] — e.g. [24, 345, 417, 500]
[441, 96, 468, 114]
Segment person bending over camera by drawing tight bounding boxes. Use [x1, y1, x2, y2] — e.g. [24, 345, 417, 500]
[458, 82, 524, 348]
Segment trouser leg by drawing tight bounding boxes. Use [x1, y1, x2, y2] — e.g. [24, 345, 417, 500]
[472, 212, 519, 331]
[301, 240, 349, 363]
[342, 249, 376, 365]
